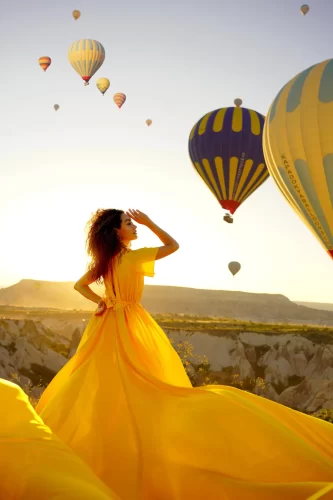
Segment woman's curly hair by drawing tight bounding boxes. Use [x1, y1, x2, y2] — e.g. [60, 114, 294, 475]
[85, 208, 126, 285]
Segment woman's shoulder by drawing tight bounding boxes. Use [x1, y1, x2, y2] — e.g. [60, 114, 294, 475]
[126, 247, 159, 262]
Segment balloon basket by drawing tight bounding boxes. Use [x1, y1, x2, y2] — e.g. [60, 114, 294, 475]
[223, 214, 233, 224]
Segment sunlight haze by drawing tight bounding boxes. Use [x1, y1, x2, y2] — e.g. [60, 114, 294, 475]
[1, 0, 333, 303]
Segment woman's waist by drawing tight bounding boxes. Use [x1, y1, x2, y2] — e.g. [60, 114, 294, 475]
[102, 296, 141, 310]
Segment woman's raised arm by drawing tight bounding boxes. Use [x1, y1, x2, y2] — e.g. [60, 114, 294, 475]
[126, 209, 179, 260]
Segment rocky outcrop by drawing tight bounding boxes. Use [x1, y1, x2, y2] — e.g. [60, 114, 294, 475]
[1, 316, 333, 414]
[166, 329, 333, 413]
[0, 318, 69, 390]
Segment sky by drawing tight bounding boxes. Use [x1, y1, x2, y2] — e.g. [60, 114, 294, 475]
[1, 0, 333, 303]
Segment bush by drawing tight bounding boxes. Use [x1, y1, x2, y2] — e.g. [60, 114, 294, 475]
[312, 408, 333, 424]
[9, 372, 43, 409]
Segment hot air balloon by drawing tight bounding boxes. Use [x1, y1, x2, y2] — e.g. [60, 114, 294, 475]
[54, 104, 59, 111]
[72, 9, 81, 20]
[263, 58, 333, 260]
[113, 93, 126, 108]
[234, 98, 243, 107]
[146, 119, 152, 126]
[228, 262, 241, 276]
[300, 4, 309, 15]
[189, 105, 269, 223]
[96, 78, 110, 95]
[68, 39, 105, 86]
[38, 56, 51, 72]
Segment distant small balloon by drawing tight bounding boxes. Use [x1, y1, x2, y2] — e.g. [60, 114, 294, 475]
[113, 93, 126, 108]
[38, 56, 51, 72]
[54, 104, 59, 111]
[72, 10, 81, 20]
[300, 4, 309, 15]
[96, 78, 110, 95]
[234, 98, 242, 107]
[146, 119, 152, 126]
[228, 262, 241, 276]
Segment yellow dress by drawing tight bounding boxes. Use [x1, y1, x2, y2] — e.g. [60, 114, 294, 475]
[36, 247, 333, 500]
[0, 378, 116, 499]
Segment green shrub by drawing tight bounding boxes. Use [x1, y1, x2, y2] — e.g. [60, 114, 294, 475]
[312, 408, 333, 424]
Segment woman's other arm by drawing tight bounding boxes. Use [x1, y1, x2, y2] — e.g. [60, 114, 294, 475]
[74, 270, 102, 304]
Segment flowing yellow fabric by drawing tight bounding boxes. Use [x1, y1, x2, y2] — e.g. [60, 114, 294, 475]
[36, 247, 333, 499]
[0, 378, 116, 499]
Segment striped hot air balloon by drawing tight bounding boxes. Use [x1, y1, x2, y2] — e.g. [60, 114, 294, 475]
[38, 56, 51, 72]
[263, 59, 333, 260]
[68, 40, 105, 86]
[189, 106, 269, 222]
[113, 93, 126, 108]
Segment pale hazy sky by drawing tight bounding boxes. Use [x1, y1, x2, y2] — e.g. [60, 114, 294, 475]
[1, 0, 333, 303]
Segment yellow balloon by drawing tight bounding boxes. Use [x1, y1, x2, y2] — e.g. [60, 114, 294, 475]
[96, 78, 110, 95]
[68, 40, 105, 86]
[72, 9, 81, 20]
[263, 58, 333, 260]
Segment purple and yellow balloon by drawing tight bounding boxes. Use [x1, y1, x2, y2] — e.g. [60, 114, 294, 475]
[188, 100, 269, 223]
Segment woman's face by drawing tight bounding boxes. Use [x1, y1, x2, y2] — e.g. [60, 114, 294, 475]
[117, 212, 137, 243]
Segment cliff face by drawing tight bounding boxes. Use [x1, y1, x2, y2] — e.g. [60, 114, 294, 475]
[0, 318, 69, 397]
[166, 329, 333, 413]
[0, 316, 332, 414]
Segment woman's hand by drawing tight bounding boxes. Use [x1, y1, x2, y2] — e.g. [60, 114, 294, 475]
[95, 300, 107, 316]
[126, 209, 152, 226]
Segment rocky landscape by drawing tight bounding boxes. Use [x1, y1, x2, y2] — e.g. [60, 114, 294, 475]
[1, 310, 333, 414]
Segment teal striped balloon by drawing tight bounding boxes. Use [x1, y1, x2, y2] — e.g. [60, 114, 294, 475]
[68, 39, 105, 86]
[264, 59, 333, 260]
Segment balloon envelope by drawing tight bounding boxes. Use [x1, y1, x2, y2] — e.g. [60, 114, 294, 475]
[146, 119, 152, 126]
[54, 104, 59, 111]
[263, 58, 333, 260]
[300, 4, 309, 14]
[228, 262, 241, 276]
[189, 107, 269, 216]
[72, 9, 81, 20]
[234, 98, 242, 107]
[68, 40, 105, 85]
[96, 77, 110, 95]
[113, 93, 126, 108]
[38, 56, 51, 71]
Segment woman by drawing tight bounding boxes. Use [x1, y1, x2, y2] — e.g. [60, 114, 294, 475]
[36, 208, 333, 500]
